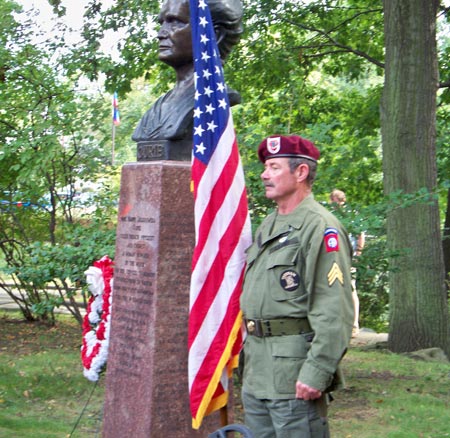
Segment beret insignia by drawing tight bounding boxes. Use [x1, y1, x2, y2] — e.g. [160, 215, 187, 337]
[267, 137, 281, 154]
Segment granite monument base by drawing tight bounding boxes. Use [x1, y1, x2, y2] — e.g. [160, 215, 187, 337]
[102, 161, 223, 437]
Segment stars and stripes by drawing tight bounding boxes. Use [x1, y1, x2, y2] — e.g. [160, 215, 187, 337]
[188, 0, 251, 430]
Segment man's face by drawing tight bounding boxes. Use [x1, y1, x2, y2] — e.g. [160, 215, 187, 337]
[157, 0, 193, 68]
[260, 158, 299, 203]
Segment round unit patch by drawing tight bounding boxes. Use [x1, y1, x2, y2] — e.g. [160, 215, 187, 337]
[280, 269, 300, 291]
[324, 227, 339, 252]
[327, 236, 338, 249]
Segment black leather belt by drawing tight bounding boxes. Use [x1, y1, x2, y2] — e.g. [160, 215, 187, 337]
[244, 318, 312, 337]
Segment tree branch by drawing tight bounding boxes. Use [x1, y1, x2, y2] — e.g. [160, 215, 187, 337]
[438, 80, 450, 88]
[281, 7, 385, 68]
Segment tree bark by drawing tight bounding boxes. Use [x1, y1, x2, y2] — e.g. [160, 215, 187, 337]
[381, 0, 449, 355]
[443, 188, 450, 290]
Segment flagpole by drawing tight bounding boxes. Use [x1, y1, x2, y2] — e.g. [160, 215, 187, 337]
[112, 91, 120, 166]
[220, 405, 228, 427]
[111, 120, 115, 166]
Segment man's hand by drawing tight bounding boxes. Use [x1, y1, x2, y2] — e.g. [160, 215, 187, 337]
[295, 381, 322, 400]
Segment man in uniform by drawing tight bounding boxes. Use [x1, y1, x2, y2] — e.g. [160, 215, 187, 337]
[240, 134, 354, 437]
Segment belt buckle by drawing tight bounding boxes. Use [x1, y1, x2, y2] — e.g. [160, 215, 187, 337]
[246, 319, 264, 337]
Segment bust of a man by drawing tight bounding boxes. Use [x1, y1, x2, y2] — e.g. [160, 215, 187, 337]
[132, 0, 243, 161]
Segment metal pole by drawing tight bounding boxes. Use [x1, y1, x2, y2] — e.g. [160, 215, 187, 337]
[219, 405, 228, 427]
[111, 122, 115, 166]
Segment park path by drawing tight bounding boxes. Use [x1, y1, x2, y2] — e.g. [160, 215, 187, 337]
[0, 288, 21, 311]
[0, 288, 85, 315]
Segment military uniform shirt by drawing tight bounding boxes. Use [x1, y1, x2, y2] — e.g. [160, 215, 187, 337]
[240, 194, 354, 399]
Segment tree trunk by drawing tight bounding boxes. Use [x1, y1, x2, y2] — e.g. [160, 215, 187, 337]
[381, 0, 449, 355]
[443, 188, 450, 289]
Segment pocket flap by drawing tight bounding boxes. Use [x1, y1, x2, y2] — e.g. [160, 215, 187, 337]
[272, 341, 305, 358]
[267, 246, 298, 269]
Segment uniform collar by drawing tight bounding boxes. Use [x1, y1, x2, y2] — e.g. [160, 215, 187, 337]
[258, 194, 315, 246]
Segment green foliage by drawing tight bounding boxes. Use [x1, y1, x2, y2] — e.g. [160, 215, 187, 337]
[0, 190, 117, 324]
[18, 227, 115, 289]
[63, 0, 162, 94]
[0, 2, 119, 325]
[325, 187, 446, 331]
[97, 80, 168, 164]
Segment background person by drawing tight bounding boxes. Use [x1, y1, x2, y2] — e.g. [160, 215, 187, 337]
[329, 189, 365, 336]
[240, 135, 354, 437]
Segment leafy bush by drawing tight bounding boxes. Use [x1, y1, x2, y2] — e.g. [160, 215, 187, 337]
[0, 186, 117, 326]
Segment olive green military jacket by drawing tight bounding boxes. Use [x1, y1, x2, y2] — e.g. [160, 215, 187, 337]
[240, 194, 354, 399]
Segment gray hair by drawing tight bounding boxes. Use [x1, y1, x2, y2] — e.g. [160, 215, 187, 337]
[288, 157, 317, 186]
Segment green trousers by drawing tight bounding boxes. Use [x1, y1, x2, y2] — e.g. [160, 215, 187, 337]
[242, 390, 330, 438]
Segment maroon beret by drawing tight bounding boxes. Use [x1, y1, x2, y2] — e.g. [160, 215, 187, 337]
[257, 135, 320, 163]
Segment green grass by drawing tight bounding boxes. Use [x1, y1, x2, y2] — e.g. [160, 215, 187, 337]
[0, 312, 104, 438]
[1, 311, 449, 438]
[329, 350, 450, 438]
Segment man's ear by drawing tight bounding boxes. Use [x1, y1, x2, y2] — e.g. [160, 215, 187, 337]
[296, 163, 310, 183]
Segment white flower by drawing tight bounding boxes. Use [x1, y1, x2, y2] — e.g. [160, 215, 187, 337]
[88, 295, 103, 324]
[84, 266, 105, 297]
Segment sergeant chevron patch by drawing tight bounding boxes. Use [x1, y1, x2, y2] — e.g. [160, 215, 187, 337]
[328, 262, 344, 286]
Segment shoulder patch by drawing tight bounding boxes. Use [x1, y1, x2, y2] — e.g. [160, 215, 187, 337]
[324, 227, 339, 252]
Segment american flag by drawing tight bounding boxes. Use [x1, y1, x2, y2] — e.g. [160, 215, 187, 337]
[188, 0, 252, 430]
[112, 92, 120, 126]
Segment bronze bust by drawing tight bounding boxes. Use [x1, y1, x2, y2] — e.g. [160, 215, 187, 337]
[132, 0, 243, 161]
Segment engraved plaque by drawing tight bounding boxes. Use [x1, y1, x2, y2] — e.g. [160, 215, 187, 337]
[137, 140, 192, 162]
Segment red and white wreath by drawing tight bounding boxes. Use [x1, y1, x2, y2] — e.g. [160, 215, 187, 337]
[81, 255, 114, 382]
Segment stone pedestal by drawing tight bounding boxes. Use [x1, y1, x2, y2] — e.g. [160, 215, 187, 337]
[137, 139, 192, 162]
[102, 161, 220, 437]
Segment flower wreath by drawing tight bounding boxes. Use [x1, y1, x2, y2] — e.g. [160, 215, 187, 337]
[81, 255, 114, 382]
